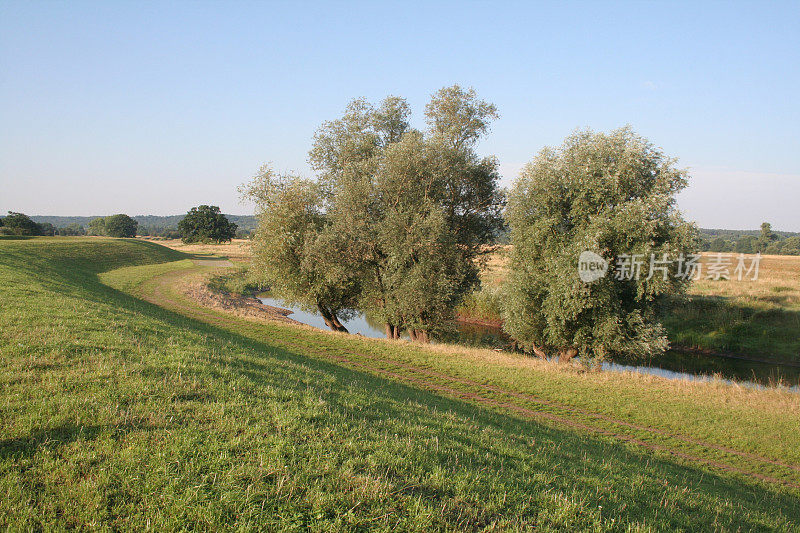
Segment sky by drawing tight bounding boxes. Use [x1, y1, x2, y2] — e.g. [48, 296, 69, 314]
[1, 1, 798, 230]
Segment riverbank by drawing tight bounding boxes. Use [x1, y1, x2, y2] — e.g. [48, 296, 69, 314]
[2, 238, 799, 529]
[200, 256, 800, 386]
[454, 252, 800, 365]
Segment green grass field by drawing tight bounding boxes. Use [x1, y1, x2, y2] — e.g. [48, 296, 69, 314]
[2, 238, 799, 530]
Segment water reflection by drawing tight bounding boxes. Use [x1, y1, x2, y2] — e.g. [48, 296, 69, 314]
[259, 296, 408, 339]
[258, 295, 800, 392]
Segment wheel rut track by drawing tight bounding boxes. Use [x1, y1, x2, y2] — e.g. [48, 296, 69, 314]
[140, 267, 800, 491]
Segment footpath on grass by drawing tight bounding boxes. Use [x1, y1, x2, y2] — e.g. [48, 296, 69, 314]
[113, 261, 800, 494]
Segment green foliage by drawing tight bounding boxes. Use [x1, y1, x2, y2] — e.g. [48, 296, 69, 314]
[1, 212, 42, 235]
[87, 217, 106, 235]
[782, 236, 800, 255]
[246, 86, 504, 339]
[36, 222, 56, 236]
[103, 214, 138, 238]
[707, 237, 731, 252]
[766, 241, 784, 254]
[758, 221, 779, 252]
[734, 235, 757, 254]
[699, 226, 800, 256]
[456, 285, 503, 323]
[84, 214, 137, 238]
[56, 222, 85, 236]
[177, 205, 237, 244]
[29, 215, 256, 238]
[503, 127, 697, 360]
[241, 171, 359, 331]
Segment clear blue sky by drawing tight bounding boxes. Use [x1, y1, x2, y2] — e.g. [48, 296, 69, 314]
[2, 1, 798, 230]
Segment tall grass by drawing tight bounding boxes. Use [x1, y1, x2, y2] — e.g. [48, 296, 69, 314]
[456, 285, 503, 323]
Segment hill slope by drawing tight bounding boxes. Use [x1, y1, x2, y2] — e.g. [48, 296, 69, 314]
[1, 238, 798, 530]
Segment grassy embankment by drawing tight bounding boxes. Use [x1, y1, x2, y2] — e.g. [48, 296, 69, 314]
[1, 238, 799, 530]
[455, 247, 800, 363]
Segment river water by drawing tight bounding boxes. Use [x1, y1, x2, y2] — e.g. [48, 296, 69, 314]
[258, 296, 800, 393]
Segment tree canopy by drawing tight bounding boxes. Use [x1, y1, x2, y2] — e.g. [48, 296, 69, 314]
[87, 214, 137, 237]
[757, 222, 778, 252]
[178, 205, 238, 244]
[502, 127, 697, 361]
[244, 85, 504, 340]
[0, 212, 42, 236]
[104, 214, 138, 238]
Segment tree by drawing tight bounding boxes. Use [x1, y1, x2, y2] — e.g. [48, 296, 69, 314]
[104, 214, 138, 238]
[781, 236, 800, 255]
[58, 222, 86, 236]
[502, 127, 697, 362]
[244, 86, 504, 339]
[87, 217, 106, 236]
[37, 222, 56, 236]
[1, 212, 42, 235]
[178, 205, 237, 244]
[241, 169, 359, 332]
[765, 241, 783, 255]
[734, 235, 756, 254]
[757, 222, 778, 252]
[708, 237, 731, 252]
[310, 87, 503, 340]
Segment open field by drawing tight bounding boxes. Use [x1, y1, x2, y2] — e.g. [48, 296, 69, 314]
[662, 254, 800, 361]
[1, 237, 799, 529]
[139, 237, 253, 263]
[457, 250, 800, 363]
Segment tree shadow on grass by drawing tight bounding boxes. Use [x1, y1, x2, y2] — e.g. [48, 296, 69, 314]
[10, 261, 800, 530]
[0, 422, 172, 461]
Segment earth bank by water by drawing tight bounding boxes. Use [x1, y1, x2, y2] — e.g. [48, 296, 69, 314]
[258, 295, 800, 392]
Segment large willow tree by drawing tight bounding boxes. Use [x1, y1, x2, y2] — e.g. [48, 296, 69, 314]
[502, 127, 697, 361]
[244, 86, 504, 340]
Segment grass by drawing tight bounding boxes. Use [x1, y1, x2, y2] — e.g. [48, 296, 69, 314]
[140, 237, 253, 263]
[457, 250, 800, 363]
[662, 254, 800, 362]
[1, 237, 799, 530]
[206, 265, 264, 296]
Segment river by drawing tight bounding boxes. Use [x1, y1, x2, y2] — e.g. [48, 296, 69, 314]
[258, 296, 800, 393]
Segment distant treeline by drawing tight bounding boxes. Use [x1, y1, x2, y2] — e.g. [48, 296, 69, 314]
[492, 225, 800, 255]
[29, 214, 257, 238]
[12, 214, 800, 253]
[699, 226, 800, 255]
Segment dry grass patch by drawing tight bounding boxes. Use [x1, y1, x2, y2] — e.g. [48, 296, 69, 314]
[139, 237, 253, 262]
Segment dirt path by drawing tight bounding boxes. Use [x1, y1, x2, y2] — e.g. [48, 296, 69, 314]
[192, 259, 235, 267]
[138, 266, 800, 491]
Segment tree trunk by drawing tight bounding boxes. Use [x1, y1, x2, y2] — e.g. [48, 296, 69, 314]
[531, 344, 548, 360]
[408, 329, 417, 341]
[559, 347, 578, 363]
[317, 304, 348, 333]
[331, 314, 347, 331]
[385, 324, 401, 339]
